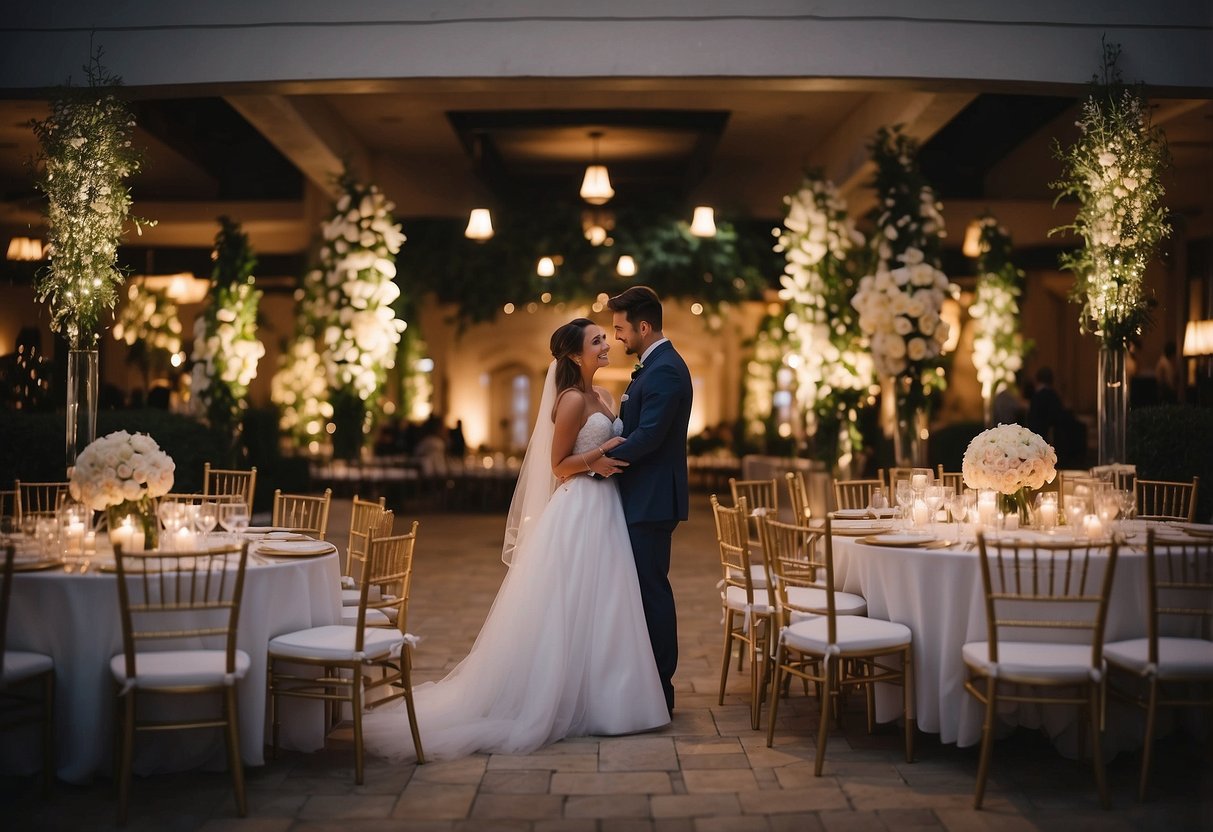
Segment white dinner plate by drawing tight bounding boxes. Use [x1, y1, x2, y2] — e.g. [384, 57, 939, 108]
[859, 532, 936, 547]
[830, 520, 895, 536]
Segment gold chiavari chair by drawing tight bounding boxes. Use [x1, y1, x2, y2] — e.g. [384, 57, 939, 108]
[936, 467, 964, 494]
[111, 543, 251, 823]
[964, 533, 1119, 810]
[341, 495, 388, 605]
[271, 488, 333, 539]
[764, 517, 913, 773]
[785, 470, 812, 523]
[712, 495, 774, 730]
[1136, 477, 1200, 522]
[14, 480, 68, 521]
[268, 518, 425, 781]
[0, 543, 54, 793]
[1104, 530, 1213, 800]
[886, 467, 915, 493]
[202, 463, 257, 514]
[833, 478, 885, 511]
[340, 511, 395, 626]
[729, 477, 778, 518]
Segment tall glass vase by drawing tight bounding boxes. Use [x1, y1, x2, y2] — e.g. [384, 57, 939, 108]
[892, 375, 929, 467]
[1097, 345, 1127, 465]
[66, 348, 98, 474]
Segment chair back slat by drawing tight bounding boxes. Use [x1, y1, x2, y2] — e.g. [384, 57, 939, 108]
[728, 478, 778, 514]
[346, 495, 387, 580]
[975, 533, 1118, 666]
[785, 471, 812, 523]
[711, 495, 756, 599]
[272, 488, 333, 539]
[14, 480, 68, 520]
[1145, 531, 1213, 662]
[833, 478, 884, 511]
[936, 468, 964, 493]
[113, 543, 249, 680]
[202, 464, 257, 513]
[758, 515, 825, 622]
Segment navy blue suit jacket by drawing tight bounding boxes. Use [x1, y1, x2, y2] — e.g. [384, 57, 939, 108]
[613, 341, 692, 524]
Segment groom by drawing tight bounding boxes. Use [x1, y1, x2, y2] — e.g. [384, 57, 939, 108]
[603, 286, 692, 715]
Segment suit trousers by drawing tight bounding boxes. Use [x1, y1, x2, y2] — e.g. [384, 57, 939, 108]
[627, 519, 679, 713]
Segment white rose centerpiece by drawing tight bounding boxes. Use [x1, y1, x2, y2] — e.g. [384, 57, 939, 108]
[69, 430, 175, 549]
[962, 423, 1058, 525]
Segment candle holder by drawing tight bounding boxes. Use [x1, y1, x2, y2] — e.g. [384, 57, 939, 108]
[1036, 492, 1059, 532]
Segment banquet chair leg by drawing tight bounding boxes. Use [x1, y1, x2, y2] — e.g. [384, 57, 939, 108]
[1138, 677, 1159, 801]
[223, 686, 248, 817]
[1088, 685, 1109, 809]
[749, 636, 762, 731]
[814, 660, 834, 776]
[865, 662, 876, 734]
[717, 614, 734, 705]
[903, 645, 915, 764]
[41, 670, 54, 794]
[765, 643, 786, 748]
[352, 668, 365, 786]
[974, 676, 997, 810]
[116, 692, 136, 825]
[268, 664, 280, 760]
[401, 649, 426, 764]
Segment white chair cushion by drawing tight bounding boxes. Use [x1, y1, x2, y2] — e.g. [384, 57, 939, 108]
[1104, 637, 1213, 680]
[268, 624, 404, 661]
[2, 651, 53, 685]
[727, 563, 769, 589]
[782, 615, 911, 655]
[962, 641, 1098, 684]
[785, 585, 867, 617]
[341, 606, 391, 626]
[110, 649, 251, 689]
[341, 586, 382, 607]
[723, 584, 772, 614]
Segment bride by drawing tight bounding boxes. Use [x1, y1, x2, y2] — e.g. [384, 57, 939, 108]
[365, 318, 670, 761]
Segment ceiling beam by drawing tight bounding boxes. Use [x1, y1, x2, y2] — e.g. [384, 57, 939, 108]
[224, 94, 372, 198]
[805, 91, 976, 217]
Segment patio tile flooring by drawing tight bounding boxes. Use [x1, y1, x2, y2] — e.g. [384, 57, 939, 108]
[4, 497, 1209, 830]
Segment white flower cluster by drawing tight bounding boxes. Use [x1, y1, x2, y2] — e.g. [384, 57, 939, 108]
[970, 280, 1023, 397]
[271, 336, 333, 447]
[775, 174, 873, 417]
[191, 282, 265, 399]
[309, 183, 408, 402]
[112, 283, 181, 355]
[962, 424, 1058, 495]
[852, 247, 950, 377]
[68, 430, 175, 511]
[873, 186, 945, 266]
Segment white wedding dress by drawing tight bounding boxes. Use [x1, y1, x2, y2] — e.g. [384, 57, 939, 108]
[364, 412, 670, 761]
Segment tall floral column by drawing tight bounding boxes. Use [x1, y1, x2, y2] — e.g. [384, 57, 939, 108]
[1052, 42, 1170, 465]
[113, 282, 182, 390]
[191, 217, 265, 465]
[31, 52, 152, 471]
[969, 217, 1030, 425]
[776, 171, 873, 475]
[852, 127, 954, 467]
[311, 175, 408, 459]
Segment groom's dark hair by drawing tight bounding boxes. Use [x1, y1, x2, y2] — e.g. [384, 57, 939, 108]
[608, 285, 663, 331]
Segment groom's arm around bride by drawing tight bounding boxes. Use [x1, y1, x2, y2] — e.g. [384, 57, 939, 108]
[607, 286, 692, 715]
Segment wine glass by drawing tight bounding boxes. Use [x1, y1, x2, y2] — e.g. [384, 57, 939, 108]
[219, 502, 250, 541]
[1064, 498, 1087, 541]
[895, 482, 914, 528]
[945, 491, 967, 542]
[196, 500, 219, 542]
[924, 486, 946, 536]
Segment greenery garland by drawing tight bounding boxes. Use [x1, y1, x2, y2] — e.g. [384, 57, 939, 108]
[775, 171, 874, 464]
[741, 312, 786, 445]
[30, 50, 152, 349]
[970, 216, 1031, 410]
[112, 283, 181, 361]
[852, 127, 954, 411]
[190, 217, 264, 461]
[1050, 41, 1170, 347]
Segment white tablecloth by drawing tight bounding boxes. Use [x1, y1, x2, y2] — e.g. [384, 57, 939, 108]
[830, 534, 1150, 752]
[1, 552, 341, 783]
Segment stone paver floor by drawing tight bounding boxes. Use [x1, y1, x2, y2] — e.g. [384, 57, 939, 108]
[5, 497, 1210, 830]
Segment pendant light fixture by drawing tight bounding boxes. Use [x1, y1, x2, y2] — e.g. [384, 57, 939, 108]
[616, 255, 636, 277]
[689, 206, 717, 238]
[537, 256, 555, 277]
[579, 131, 615, 205]
[464, 208, 494, 241]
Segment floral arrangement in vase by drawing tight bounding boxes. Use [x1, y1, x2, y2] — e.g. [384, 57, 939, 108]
[775, 170, 874, 467]
[969, 216, 1030, 419]
[68, 430, 175, 549]
[962, 423, 1058, 523]
[851, 127, 954, 464]
[30, 50, 152, 349]
[191, 217, 264, 463]
[1050, 40, 1170, 348]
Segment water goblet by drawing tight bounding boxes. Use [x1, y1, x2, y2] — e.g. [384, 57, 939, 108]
[196, 500, 219, 543]
[1064, 498, 1087, 540]
[219, 503, 250, 542]
[895, 482, 914, 528]
[924, 486, 945, 536]
[945, 492, 967, 542]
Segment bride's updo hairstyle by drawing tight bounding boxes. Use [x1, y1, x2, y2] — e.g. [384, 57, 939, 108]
[550, 317, 594, 394]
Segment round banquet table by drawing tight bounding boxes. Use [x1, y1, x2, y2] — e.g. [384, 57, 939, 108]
[829, 531, 1152, 754]
[0, 550, 341, 783]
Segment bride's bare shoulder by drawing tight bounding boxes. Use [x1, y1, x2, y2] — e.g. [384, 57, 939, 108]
[551, 387, 588, 422]
[592, 385, 616, 413]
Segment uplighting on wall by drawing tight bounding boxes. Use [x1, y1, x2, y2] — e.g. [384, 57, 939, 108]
[464, 208, 494, 241]
[962, 219, 983, 258]
[579, 131, 615, 206]
[1183, 319, 1213, 357]
[689, 206, 717, 238]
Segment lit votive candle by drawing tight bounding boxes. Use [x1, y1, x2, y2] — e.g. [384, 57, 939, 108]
[911, 499, 928, 527]
[1038, 500, 1058, 531]
[83, 531, 96, 555]
[1083, 514, 1104, 538]
[64, 521, 85, 555]
[174, 526, 197, 552]
[977, 491, 998, 528]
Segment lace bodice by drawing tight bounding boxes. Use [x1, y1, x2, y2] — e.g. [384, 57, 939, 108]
[574, 411, 623, 455]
